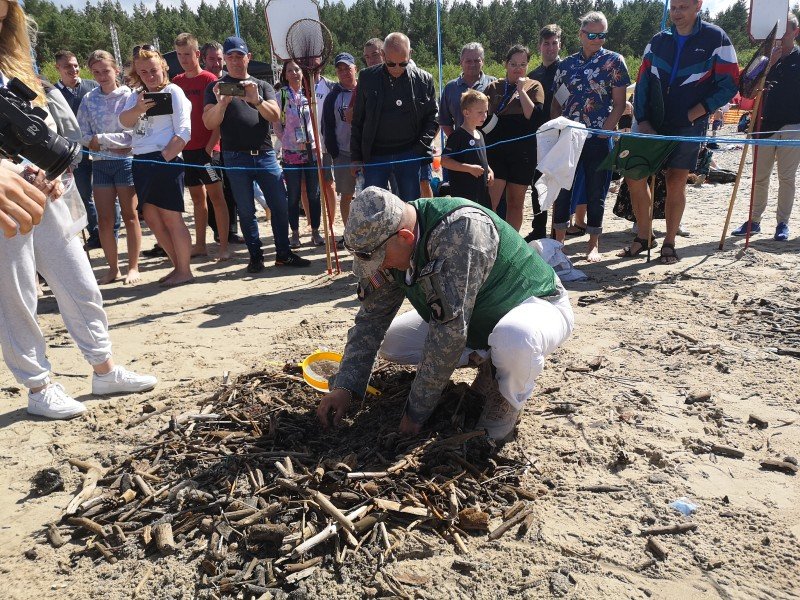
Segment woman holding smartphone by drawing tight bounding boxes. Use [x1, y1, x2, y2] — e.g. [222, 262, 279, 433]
[77, 50, 140, 285]
[120, 46, 193, 287]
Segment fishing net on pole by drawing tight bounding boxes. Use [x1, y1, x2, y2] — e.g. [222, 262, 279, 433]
[285, 18, 333, 74]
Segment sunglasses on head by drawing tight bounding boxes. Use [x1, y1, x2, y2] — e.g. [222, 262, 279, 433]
[385, 61, 410, 68]
[345, 230, 399, 260]
[582, 31, 607, 40]
[133, 44, 154, 58]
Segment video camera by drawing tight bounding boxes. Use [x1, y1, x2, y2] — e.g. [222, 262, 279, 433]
[0, 77, 81, 180]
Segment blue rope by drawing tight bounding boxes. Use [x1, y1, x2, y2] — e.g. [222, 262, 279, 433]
[435, 0, 445, 150]
[83, 124, 800, 173]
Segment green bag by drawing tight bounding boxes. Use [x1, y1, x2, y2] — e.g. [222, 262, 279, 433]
[598, 135, 678, 180]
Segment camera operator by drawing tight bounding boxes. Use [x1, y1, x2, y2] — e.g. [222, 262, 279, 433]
[0, 0, 157, 419]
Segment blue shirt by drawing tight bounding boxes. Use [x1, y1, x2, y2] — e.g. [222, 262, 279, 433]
[439, 72, 497, 130]
[669, 34, 690, 87]
[553, 48, 631, 130]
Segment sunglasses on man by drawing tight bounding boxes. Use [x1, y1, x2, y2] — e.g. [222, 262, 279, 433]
[581, 31, 607, 40]
[345, 231, 399, 260]
[133, 44, 155, 58]
[384, 61, 410, 68]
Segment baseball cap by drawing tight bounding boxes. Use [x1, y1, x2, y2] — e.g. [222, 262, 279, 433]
[223, 36, 249, 55]
[344, 187, 405, 277]
[334, 52, 356, 67]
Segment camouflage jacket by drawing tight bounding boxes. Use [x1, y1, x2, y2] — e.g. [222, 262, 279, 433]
[333, 206, 498, 424]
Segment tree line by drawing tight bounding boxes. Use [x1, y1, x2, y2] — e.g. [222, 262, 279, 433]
[26, 0, 787, 76]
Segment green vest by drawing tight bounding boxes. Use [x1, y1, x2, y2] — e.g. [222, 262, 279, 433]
[392, 198, 557, 349]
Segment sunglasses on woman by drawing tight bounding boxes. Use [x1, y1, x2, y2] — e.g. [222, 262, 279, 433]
[133, 44, 154, 58]
[385, 61, 410, 68]
[345, 230, 399, 260]
[582, 31, 607, 40]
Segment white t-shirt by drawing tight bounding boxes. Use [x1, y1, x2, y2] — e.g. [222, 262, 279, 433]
[121, 83, 192, 155]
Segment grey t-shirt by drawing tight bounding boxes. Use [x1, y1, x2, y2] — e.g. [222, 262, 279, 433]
[334, 88, 354, 154]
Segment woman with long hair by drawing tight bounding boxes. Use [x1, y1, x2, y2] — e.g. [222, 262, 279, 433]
[0, 0, 157, 420]
[275, 59, 324, 248]
[119, 46, 193, 287]
[482, 45, 545, 231]
[77, 50, 140, 285]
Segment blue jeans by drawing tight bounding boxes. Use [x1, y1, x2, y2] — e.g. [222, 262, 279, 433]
[364, 150, 422, 202]
[222, 151, 290, 260]
[553, 137, 612, 235]
[74, 156, 98, 240]
[285, 160, 321, 231]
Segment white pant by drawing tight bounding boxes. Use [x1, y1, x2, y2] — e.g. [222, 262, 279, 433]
[379, 283, 574, 410]
[0, 197, 112, 388]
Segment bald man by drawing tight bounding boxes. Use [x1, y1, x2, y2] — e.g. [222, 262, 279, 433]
[350, 32, 438, 202]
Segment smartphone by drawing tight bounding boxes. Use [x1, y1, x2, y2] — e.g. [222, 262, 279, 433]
[218, 82, 246, 97]
[143, 92, 173, 116]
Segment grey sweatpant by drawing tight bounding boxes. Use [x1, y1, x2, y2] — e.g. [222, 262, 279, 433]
[0, 197, 112, 388]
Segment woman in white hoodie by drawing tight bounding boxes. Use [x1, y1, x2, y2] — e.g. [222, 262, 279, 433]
[77, 50, 140, 285]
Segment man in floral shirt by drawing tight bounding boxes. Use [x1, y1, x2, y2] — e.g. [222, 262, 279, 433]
[551, 11, 630, 262]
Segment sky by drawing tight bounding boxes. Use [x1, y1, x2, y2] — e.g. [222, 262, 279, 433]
[54, 0, 743, 16]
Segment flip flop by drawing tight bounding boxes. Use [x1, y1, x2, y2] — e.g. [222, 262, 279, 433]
[566, 225, 587, 236]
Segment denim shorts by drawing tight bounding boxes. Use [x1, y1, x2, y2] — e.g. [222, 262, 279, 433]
[662, 123, 707, 170]
[92, 158, 133, 188]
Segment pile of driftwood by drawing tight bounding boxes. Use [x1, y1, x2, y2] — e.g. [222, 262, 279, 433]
[54, 366, 544, 598]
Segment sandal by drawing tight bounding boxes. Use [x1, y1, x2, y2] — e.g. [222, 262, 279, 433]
[566, 225, 587, 236]
[619, 236, 657, 257]
[659, 243, 679, 265]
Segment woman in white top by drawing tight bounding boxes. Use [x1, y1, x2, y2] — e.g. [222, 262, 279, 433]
[120, 47, 193, 287]
[77, 50, 139, 285]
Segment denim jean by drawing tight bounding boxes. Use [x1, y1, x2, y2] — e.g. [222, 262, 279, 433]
[76, 156, 121, 241]
[553, 137, 612, 235]
[73, 156, 98, 240]
[364, 150, 422, 202]
[222, 150, 290, 260]
[209, 153, 239, 237]
[285, 160, 321, 231]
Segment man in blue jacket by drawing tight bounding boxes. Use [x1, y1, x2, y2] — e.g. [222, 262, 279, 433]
[620, 0, 738, 264]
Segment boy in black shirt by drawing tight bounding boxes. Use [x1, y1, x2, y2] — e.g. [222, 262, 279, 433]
[441, 90, 494, 208]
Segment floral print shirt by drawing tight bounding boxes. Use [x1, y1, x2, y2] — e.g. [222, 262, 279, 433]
[553, 48, 630, 130]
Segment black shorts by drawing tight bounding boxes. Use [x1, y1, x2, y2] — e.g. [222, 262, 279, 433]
[183, 148, 222, 187]
[132, 151, 185, 212]
[487, 142, 536, 186]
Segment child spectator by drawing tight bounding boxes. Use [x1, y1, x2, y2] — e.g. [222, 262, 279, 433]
[441, 89, 493, 208]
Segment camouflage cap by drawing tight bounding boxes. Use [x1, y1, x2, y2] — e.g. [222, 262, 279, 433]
[344, 186, 405, 277]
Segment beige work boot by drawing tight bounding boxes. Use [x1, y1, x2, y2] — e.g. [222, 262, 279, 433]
[473, 362, 521, 442]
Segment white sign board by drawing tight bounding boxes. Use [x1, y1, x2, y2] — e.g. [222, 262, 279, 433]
[265, 0, 321, 61]
[748, 0, 789, 41]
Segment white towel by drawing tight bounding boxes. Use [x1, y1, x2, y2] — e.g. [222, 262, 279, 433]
[534, 117, 588, 211]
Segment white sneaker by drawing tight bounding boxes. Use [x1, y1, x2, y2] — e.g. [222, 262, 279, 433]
[92, 366, 157, 396]
[27, 383, 87, 419]
[473, 362, 521, 442]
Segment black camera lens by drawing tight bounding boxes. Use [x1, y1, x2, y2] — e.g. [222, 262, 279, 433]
[20, 130, 81, 180]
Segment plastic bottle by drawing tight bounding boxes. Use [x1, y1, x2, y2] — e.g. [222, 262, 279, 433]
[354, 171, 365, 196]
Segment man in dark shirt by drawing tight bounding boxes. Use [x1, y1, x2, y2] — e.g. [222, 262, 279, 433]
[54, 50, 106, 249]
[350, 32, 438, 202]
[525, 24, 562, 241]
[203, 36, 310, 273]
[732, 13, 800, 242]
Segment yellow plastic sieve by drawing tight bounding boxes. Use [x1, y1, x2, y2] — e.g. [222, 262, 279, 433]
[299, 351, 381, 396]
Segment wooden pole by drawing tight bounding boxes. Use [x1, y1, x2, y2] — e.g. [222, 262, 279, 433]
[303, 73, 340, 274]
[646, 175, 655, 263]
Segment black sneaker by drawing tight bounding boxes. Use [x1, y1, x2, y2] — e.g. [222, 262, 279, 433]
[275, 251, 311, 267]
[143, 244, 167, 258]
[229, 234, 247, 245]
[246, 258, 264, 273]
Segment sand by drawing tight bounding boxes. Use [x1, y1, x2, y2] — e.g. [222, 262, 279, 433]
[0, 132, 798, 599]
